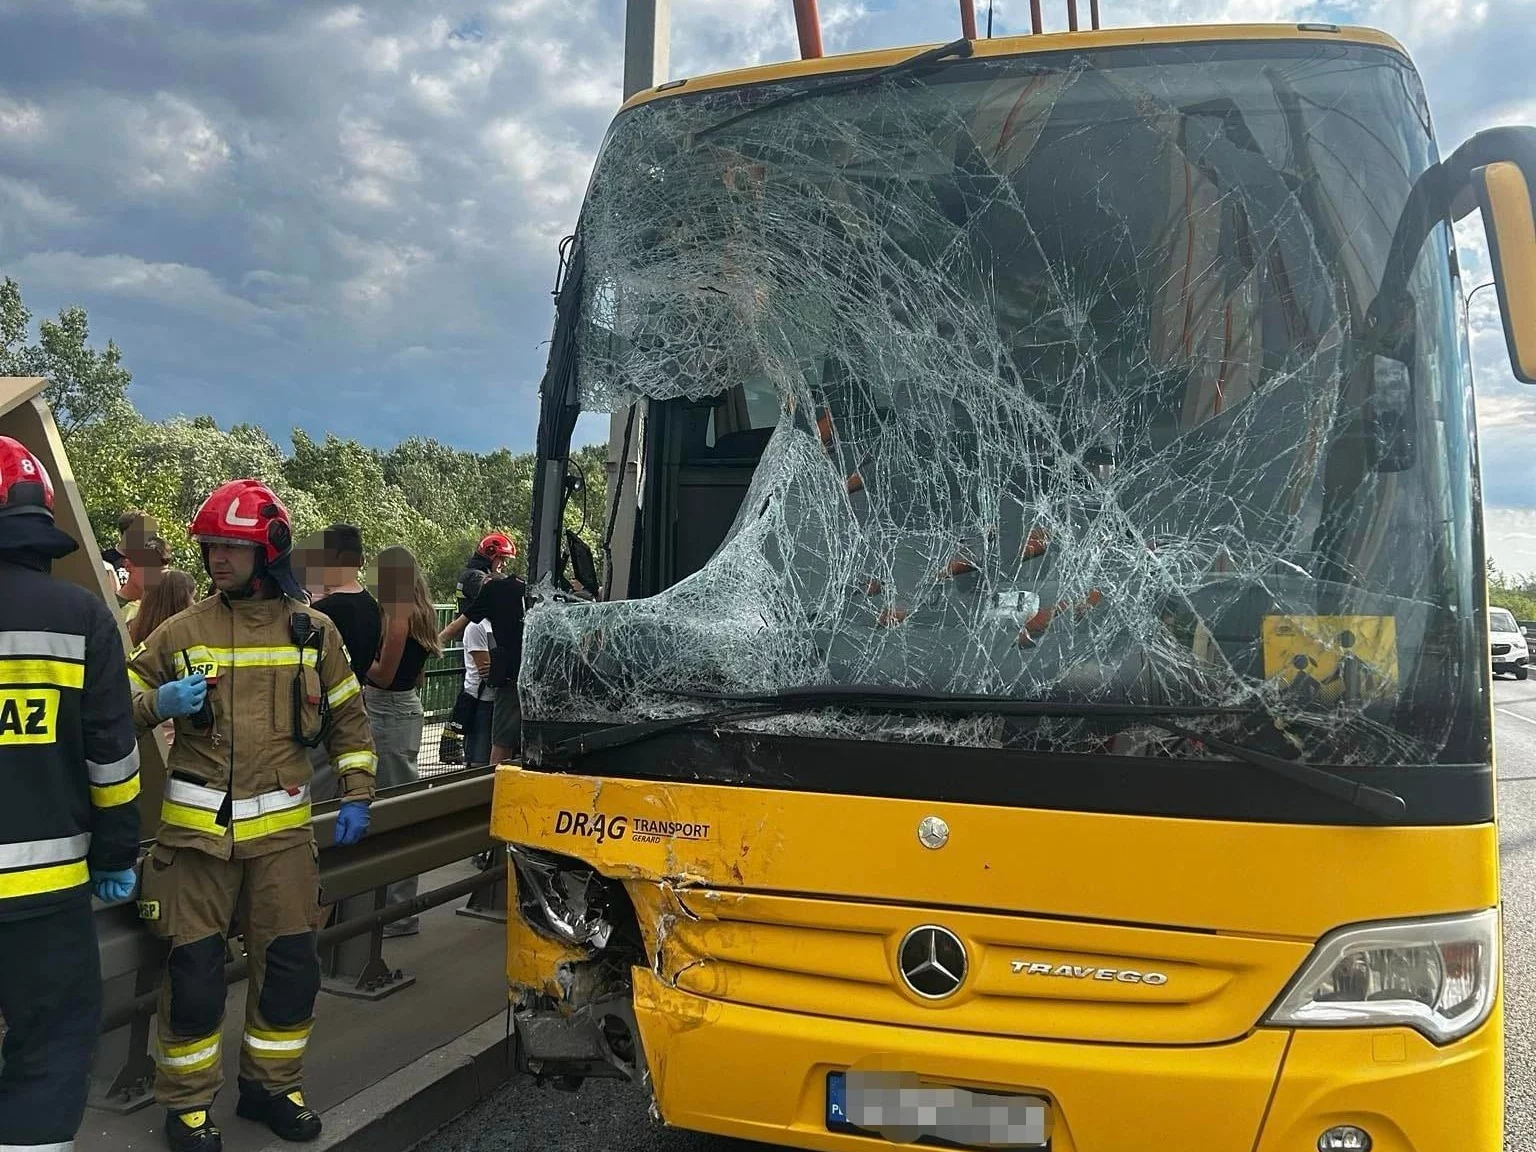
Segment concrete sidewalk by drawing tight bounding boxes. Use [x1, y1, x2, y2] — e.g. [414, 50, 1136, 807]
[78, 861, 509, 1152]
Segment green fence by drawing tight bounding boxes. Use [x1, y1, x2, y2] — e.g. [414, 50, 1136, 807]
[424, 603, 464, 719]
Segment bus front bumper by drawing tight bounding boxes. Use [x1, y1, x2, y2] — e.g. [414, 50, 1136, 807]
[631, 971, 1503, 1152]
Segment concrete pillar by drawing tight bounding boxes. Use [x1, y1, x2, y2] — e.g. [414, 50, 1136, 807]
[601, 1, 670, 602]
[623, 0, 670, 100]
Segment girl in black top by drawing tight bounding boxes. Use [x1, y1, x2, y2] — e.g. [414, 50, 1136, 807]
[364, 546, 442, 936]
[368, 545, 440, 690]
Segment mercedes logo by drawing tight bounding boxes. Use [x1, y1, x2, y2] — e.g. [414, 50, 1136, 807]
[897, 924, 968, 999]
[917, 815, 949, 849]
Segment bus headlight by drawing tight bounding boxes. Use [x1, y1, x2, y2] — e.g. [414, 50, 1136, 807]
[510, 845, 616, 950]
[1266, 909, 1499, 1044]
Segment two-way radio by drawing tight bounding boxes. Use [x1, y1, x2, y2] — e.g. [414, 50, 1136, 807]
[179, 649, 215, 729]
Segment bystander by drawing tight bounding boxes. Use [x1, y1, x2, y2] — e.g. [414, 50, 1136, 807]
[311, 525, 382, 803]
[366, 545, 441, 936]
[463, 618, 496, 766]
[114, 510, 172, 625]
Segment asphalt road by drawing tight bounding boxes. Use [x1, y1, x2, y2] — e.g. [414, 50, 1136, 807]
[425, 684, 1536, 1151]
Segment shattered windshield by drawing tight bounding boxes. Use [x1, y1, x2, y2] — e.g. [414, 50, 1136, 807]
[523, 40, 1487, 768]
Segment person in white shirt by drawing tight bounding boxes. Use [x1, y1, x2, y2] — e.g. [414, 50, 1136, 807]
[462, 619, 496, 767]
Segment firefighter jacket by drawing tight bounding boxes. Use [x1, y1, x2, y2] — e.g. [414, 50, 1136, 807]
[0, 557, 141, 920]
[127, 592, 376, 861]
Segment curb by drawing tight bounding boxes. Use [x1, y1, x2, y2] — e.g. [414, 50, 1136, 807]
[257, 1011, 514, 1152]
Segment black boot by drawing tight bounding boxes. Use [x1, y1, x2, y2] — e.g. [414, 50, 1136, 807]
[164, 1107, 222, 1152]
[235, 1081, 322, 1142]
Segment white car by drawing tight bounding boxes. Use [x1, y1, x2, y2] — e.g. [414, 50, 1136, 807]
[1490, 606, 1529, 680]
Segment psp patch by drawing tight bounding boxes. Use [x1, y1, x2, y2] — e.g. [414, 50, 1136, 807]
[137, 899, 161, 922]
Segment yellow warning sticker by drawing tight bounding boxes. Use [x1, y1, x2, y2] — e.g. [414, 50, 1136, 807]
[1262, 615, 1399, 703]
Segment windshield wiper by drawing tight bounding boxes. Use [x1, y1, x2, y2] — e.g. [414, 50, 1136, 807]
[545, 686, 1406, 820]
[693, 37, 975, 144]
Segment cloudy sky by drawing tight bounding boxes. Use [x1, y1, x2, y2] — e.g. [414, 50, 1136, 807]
[1, 0, 1534, 565]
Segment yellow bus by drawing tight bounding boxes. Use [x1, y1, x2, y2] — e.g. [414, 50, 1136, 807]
[494, 21, 1536, 1151]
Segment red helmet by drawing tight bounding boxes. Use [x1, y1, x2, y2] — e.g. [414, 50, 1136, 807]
[478, 532, 517, 561]
[0, 436, 55, 520]
[189, 479, 294, 566]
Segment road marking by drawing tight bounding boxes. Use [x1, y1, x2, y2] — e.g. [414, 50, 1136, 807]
[1497, 707, 1536, 729]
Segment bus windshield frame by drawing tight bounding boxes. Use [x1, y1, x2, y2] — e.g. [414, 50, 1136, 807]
[523, 37, 1493, 809]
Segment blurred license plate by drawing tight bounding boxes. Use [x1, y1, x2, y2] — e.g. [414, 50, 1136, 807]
[827, 1071, 1049, 1148]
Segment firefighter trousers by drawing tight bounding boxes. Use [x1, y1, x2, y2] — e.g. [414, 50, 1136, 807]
[0, 899, 101, 1151]
[138, 841, 322, 1110]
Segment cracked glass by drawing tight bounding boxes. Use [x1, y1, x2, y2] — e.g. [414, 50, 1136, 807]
[524, 39, 1486, 769]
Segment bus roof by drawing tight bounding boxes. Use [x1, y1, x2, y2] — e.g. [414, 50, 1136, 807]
[618, 23, 1410, 113]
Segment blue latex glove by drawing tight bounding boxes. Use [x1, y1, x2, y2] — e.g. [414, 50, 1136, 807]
[334, 801, 371, 846]
[92, 868, 137, 904]
[155, 673, 207, 720]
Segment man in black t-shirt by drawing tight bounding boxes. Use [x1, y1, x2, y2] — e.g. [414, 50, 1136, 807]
[310, 525, 381, 799]
[312, 525, 382, 681]
[440, 535, 525, 763]
[439, 565, 492, 764]
[462, 572, 527, 763]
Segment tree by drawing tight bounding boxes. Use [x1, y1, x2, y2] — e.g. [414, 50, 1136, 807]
[563, 441, 609, 555]
[1, 276, 609, 598]
[1488, 560, 1536, 622]
[37, 306, 130, 434]
[0, 278, 38, 379]
[284, 430, 447, 579]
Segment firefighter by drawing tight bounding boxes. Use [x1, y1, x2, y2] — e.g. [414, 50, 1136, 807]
[128, 479, 377, 1152]
[0, 436, 141, 1152]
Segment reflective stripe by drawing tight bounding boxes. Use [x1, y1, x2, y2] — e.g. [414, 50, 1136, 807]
[91, 775, 142, 808]
[163, 778, 226, 811]
[327, 674, 361, 708]
[0, 860, 89, 899]
[243, 1024, 311, 1057]
[0, 1141, 75, 1150]
[334, 750, 377, 775]
[88, 746, 141, 785]
[161, 778, 228, 834]
[90, 750, 143, 806]
[154, 1033, 221, 1074]
[0, 658, 83, 688]
[233, 803, 311, 842]
[0, 631, 85, 660]
[0, 833, 90, 870]
[162, 782, 314, 841]
[161, 802, 226, 836]
[230, 785, 309, 820]
[127, 668, 154, 694]
[204, 647, 319, 669]
[232, 785, 310, 842]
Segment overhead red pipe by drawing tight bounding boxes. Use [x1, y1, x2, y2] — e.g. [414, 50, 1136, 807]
[1029, 0, 1043, 33]
[959, 0, 978, 39]
[1067, 0, 1079, 30]
[792, 0, 824, 58]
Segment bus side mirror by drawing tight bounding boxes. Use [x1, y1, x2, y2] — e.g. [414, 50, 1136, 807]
[1469, 149, 1536, 383]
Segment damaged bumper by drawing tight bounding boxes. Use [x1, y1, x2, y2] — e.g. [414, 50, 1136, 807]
[629, 971, 1502, 1152]
[504, 844, 645, 1084]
